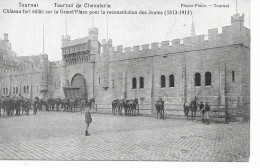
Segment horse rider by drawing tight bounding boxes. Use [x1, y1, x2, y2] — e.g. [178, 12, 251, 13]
[204, 102, 211, 125]
[199, 102, 205, 123]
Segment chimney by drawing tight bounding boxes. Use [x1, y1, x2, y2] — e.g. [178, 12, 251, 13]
[4, 33, 8, 41]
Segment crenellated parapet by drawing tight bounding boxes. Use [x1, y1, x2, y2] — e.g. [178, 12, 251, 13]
[104, 14, 249, 62]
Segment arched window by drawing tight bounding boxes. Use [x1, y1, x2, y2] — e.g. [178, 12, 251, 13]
[3, 88, 5, 95]
[16, 87, 18, 94]
[195, 73, 201, 86]
[6, 88, 8, 95]
[24, 86, 26, 93]
[27, 86, 29, 93]
[140, 77, 144, 89]
[161, 75, 166, 88]
[132, 77, 137, 89]
[169, 75, 174, 87]
[13, 87, 15, 94]
[205, 72, 211, 86]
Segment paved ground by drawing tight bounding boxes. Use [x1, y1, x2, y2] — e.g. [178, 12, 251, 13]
[0, 111, 249, 161]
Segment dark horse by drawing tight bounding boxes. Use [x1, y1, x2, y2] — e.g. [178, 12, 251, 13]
[126, 99, 138, 116]
[183, 102, 190, 120]
[112, 99, 118, 116]
[155, 99, 164, 120]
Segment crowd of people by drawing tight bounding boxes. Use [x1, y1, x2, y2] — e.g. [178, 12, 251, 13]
[0, 96, 95, 117]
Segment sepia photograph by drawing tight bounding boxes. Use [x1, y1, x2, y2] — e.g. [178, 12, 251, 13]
[0, 0, 250, 162]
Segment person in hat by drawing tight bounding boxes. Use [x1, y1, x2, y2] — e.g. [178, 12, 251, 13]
[85, 107, 92, 136]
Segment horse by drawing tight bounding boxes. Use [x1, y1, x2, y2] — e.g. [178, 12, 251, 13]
[112, 99, 118, 116]
[183, 102, 190, 120]
[155, 99, 164, 120]
[126, 99, 138, 116]
[117, 99, 125, 116]
[80, 98, 87, 114]
[190, 96, 199, 121]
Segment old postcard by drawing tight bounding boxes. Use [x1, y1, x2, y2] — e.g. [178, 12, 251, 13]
[0, 0, 250, 162]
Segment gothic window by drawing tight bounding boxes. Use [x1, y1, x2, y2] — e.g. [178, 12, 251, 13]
[3, 88, 5, 95]
[140, 77, 144, 89]
[161, 75, 166, 88]
[195, 73, 201, 86]
[27, 86, 29, 93]
[16, 87, 18, 94]
[24, 86, 26, 93]
[132, 77, 137, 89]
[169, 74, 174, 87]
[205, 72, 211, 86]
[13, 87, 15, 94]
[232, 71, 235, 82]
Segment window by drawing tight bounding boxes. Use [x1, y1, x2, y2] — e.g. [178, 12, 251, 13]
[140, 77, 144, 89]
[24, 86, 26, 93]
[3, 88, 5, 95]
[99, 77, 101, 85]
[112, 80, 115, 88]
[205, 72, 211, 86]
[195, 73, 201, 86]
[161, 75, 166, 88]
[16, 87, 18, 94]
[13, 87, 15, 94]
[0, 53, 3, 60]
[232, 71, 235, 82]
[169, 75, 174, 87]
[6, 88, 8, 95]
[27, 86, 29, 93]
[132, 78, 137, 89]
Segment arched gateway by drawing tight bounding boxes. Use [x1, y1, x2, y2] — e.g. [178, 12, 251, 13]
[64, 74, 87, 98]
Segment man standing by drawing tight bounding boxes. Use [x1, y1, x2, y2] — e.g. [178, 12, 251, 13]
[85, 107, 92, 136]
[199, 102, 205, 123]
[204, 102, 211, 125]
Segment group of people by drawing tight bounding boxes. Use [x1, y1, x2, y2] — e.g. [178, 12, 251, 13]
[0, 96, 39, 117]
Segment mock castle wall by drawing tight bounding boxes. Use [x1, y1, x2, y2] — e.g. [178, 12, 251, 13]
[95, 13, 250, 117]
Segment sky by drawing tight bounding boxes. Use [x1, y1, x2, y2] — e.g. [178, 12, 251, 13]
[0, 0, 250, 61]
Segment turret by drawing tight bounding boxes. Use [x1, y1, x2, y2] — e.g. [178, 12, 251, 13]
[88, 27, 98, 41]
[231, 13, 244, 30]
[61, 35, 71, 45]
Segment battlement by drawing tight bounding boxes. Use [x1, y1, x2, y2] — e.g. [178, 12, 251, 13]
[50, 60, 65, 67]
[103, 18, 248, 62]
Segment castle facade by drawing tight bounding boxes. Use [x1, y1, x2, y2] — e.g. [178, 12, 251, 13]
[0, 13, 250, 118]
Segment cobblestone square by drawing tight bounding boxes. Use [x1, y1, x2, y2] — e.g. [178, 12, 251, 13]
[0, 111, 249, 161]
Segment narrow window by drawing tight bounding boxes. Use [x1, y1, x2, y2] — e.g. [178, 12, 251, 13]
[195, 73, 201, 86]
[24, 86, 26, 93]
[13, 87, 15, 94]
[6, 88, 8, 95]
[27, 86, 29, 93]
[232, 71, 235, 82]
[16, 87, 18, 94]
[3, 88, 5, 95]
[112, 80, 115, 88]
[132, 78, 137, 89]
[98, 77, 101, 85]
[161, 75, 166, 88]
[140, 77, 144, 89]
[205, 72, 211, 86]
[169, 74, 174, 87]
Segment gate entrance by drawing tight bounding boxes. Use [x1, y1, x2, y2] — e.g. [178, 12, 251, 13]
[64, 74, 87, 98]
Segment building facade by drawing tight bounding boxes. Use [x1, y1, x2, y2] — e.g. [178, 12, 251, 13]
[0, 13, 250, 119]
